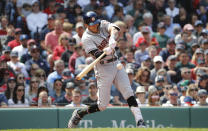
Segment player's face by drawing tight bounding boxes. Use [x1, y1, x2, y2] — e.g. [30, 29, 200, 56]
[87, 24, 99, 33]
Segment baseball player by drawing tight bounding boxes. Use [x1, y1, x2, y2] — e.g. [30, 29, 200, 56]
[68, 11, 145, 128]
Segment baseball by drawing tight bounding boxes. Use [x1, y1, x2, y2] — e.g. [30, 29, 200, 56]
[117, 63, 123, 70]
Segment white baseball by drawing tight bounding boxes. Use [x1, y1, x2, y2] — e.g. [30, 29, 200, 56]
[117, 63, 123, 70]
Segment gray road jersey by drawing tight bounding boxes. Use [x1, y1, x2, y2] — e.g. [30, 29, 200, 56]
[82, 20, 117, 60]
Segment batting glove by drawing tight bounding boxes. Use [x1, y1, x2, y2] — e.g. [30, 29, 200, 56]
[109, 37, 117, 49]
[103, 47, 113, 55]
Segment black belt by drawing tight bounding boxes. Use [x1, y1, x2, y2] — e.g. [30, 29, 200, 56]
[100, 57, 117, 64]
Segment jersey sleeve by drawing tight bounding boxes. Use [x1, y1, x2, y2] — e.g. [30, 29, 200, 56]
[82, 37, 98, 54]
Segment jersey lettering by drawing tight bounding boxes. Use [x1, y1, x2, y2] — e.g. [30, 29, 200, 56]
[97, 39, 108, 50]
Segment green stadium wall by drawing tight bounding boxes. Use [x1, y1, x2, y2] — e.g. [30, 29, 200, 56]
[0, 107, 207, 129]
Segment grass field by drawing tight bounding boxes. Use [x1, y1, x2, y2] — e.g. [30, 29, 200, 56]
[2, 128, 208, 131]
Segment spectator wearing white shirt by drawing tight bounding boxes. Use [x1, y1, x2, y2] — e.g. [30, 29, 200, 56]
[135, 86, 148, 106]
[7, 51, 29, 78]
[26, 0, 48, 38]
[165, 0, 179, 19]
[162, 89, 180, 107]
[12, 34, 29, 60]
[73, 22, 85, 45]
[65, 88, 87, 107]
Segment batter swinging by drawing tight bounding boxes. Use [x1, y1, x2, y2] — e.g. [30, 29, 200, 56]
[68, 11, 145, 128]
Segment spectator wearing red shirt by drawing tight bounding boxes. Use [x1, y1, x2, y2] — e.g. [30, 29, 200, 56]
[43, 0, 56, 15]
[0, 16, 8, 36]
[68, 45, 83, 74]
[7, 28, 22, 50]
[45, 19, 69, 54]
[52, 33, 70, 61]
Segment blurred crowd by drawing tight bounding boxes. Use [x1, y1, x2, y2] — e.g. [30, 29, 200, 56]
[0, 0, 208, 108]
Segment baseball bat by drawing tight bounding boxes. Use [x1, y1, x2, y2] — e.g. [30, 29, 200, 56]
[76, 52, 106, 80]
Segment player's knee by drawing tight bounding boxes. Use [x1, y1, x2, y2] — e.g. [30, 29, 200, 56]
[98, 105, 107, 111]
[127, 96, 138, 107]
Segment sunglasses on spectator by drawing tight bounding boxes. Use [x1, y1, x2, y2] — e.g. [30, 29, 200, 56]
[55, 83, 62, 86]
[62, 38, 69, 40]
[17, 89, 24, 92]
[18, 77, 25, 80]
[190, 89, 198, 92]
[184, 71, 191, 74]
[37, 74, 45, 77]
[170, 93, 178, 96]
[31, 50, 39, 53]
[31, 81, 39, 83]
[199, 96, 207, 99]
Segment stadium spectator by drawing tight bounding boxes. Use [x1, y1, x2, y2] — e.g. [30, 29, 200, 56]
[7, 51, 29, 78]
[147, 86, 160, 106]
[135, 67, 151, 87]
[176, 51, 195, 70]
[50, 79, 65, 104]
[183, 84, 198, 106]
[7, 28, 22, 50]
[65, 88, 87, 107]
[194, 89, 208, 106]
[162, 88, 180, 106]
[5, 77, 16, 100]
[37, 90, 53, 107]
[135, 86, 148, 106]
[57, 82, 75, 106]
[73, 22, 85, 45]
[0, 93, 8, 107]
[26, 77, 39, 105]
[83, 82, 98, 105]
[8, 84, 29, 107]
[150, 56, 164, 83]
[20, 39, 36, 63]
[26, 0, 48, 38]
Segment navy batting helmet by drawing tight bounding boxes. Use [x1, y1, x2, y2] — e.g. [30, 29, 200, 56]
[83, 11, 100, 26]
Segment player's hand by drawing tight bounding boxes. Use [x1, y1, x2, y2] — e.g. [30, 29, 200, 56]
[109, 37, 117, 49]
[103, 47, 113, 55]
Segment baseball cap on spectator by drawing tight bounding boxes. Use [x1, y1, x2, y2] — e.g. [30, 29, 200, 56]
[196, 69, 206, 76]
[167, 55, 177, 61]
[167, 38, 175, 45]
[199, 74, 208, 81]
[10, 51, 18, 57]
[195, 48, 203, 54]
[176, 44, 185, 50]
[88, 82, 96, 88]
[3, 46, 11, 54]
[157, 22, 166, 29]
[136, 37, 146, 47]
[8, 77, 16, 82]
[183, 24, 194, 31]
[180, 80, 190, 87]
[68, 38, 76, 46]
[27, 39, 36, 45]
[198, 89, 207, 96]
[48, 14, 56, 20]
[20, 34, 29, 41]
[15, 28, 22, 34]
[191, 42, 199, 48]
[148, 85, 157, 94]
[126, 68, 134, 75]
[141, 55, 151, 62]
[155, 75, 164, 83]
[184, 96, 193, 103]
[141, 26, 150, 33]
[62, 69, 73, 79]
[201, 39, 208, 45]
[32, 0, 39, 5]
[201, 29, 208, 35]
[66, 82, 75, 89]
[153, 56, 163, 63]
[136, 86, 145, 94]
[75, 22, 84, 29]
[31, 45, 39, 51]
[204, 49, 208, 55]
[194, 20, 203, 27]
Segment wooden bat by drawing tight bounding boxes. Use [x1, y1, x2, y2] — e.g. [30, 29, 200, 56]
[76, 52, 106, 80]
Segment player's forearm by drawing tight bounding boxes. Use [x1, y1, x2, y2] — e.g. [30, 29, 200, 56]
[89, 49, 106, 58]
